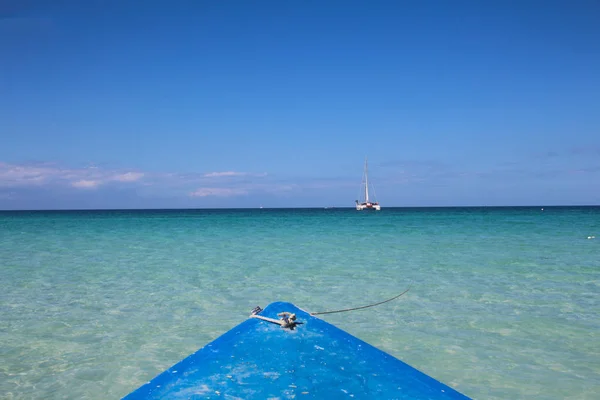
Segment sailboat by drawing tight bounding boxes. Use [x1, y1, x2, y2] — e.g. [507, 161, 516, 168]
[355, 158, 381, 211]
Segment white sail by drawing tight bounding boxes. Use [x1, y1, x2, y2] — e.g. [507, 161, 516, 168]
[364, 158, 369, 203]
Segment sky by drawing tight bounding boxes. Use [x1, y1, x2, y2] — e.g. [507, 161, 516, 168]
[1, 0, 599, 209]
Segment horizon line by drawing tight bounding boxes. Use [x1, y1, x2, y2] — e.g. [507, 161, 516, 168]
[1, 204, 599, 212]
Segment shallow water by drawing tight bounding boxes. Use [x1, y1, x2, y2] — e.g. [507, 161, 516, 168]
[1, 207, 599, 399]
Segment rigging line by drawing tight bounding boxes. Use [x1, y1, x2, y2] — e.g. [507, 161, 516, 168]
[357, 167, 366, 201]
[371, 181, 378, 202]
[310, 287, 411, 316]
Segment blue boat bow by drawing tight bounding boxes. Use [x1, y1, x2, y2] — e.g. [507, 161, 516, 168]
[123, 301, 471, 399]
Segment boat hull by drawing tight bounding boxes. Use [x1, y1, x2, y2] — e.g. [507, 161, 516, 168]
[356, 202, 381, 211]
[122, 302, 470, 399]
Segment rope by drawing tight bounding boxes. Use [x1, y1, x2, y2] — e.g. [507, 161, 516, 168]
[309, 287, 411, 316]
[250, 311, 301, 330]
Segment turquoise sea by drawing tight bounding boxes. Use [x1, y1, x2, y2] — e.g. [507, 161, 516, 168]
[1, 207, 599, 399]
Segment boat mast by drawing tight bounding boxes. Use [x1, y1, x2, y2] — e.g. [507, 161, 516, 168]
[364, 158, 369, 203]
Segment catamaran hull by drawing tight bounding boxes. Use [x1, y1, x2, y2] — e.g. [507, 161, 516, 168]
[356, 203, 381, 211]
[122, 302, 470, 399]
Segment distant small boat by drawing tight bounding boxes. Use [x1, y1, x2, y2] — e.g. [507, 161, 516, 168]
[356, 157, 381, 211]
[122, 302, 470, 399]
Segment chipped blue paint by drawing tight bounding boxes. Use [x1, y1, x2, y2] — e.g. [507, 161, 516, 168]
[123, 302, 471, 399]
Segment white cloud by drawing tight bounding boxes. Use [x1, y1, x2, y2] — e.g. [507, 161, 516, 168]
[189, 188, 248, 197]
[0, 162, 51, 186]
[1, 161, 352, 200]
[112, 172, 144, 182]
[72, 180, 100, 188]
[203, 171, 267, 178]
[0, 162, 146, 189]
[203, 171, 244, 178]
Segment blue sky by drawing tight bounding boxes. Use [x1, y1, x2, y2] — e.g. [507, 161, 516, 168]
[1, 0, 599, 209]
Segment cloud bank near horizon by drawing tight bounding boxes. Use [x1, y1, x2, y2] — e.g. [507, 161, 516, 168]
[0, 161, 301, 201]
[0, 151, 598, 208]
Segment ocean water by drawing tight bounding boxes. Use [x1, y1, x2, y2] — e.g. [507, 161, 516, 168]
[1, 207, 599, 399]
